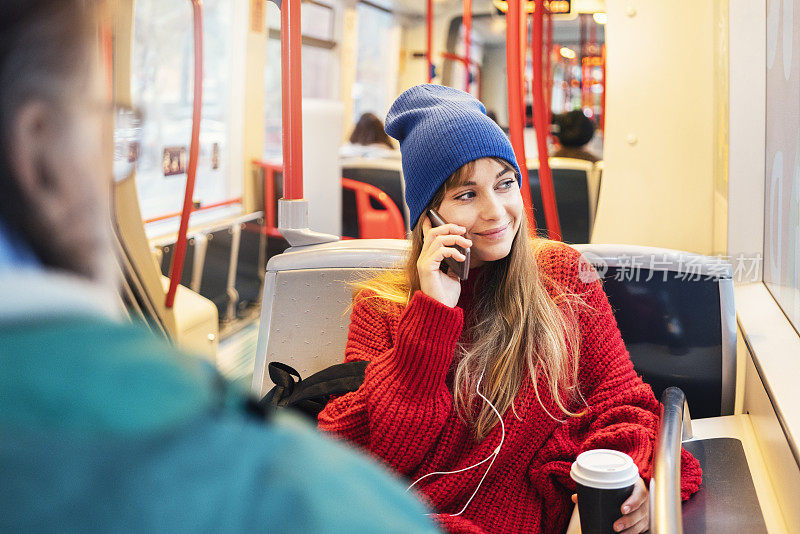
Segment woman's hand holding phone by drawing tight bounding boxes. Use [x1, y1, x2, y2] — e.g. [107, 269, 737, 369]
[417, 217, 471, 308]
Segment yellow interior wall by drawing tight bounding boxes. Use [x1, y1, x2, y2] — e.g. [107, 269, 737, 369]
[591, 0, 721, 254]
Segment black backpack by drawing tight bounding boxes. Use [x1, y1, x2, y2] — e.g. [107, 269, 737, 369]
[254, 360, 369, 421]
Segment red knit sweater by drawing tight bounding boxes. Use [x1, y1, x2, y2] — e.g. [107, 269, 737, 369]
[319, 241, 702, 533]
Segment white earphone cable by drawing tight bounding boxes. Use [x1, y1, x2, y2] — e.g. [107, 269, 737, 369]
[406, 369, 506, 517]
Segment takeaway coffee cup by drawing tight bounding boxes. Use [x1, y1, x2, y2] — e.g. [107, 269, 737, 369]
[570, 449, 640, 534]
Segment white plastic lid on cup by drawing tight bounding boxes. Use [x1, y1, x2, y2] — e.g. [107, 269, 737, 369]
[570, 449, 640, 490]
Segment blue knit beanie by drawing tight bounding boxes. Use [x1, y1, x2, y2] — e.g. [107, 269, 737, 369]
[385, 84, 520, 228]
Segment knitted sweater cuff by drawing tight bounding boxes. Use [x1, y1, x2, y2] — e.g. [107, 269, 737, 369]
[387, 291, 464, 395]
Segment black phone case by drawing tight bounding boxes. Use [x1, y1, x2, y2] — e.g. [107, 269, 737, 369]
[427, 210, 470, 281]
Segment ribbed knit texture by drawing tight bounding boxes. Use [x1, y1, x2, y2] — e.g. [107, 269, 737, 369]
[318, 241, 703, 534]
[385, 84, 521, 227]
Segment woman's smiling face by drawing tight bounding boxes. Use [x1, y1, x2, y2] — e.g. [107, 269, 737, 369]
[436, 158, 524, 268]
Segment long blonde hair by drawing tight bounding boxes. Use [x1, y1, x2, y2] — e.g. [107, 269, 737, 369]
[354, 158, 587, 439]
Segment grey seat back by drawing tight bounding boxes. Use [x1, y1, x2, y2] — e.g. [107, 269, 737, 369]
[573, 244, 735, 418]
[252, 239, 409, 396]
[253, 240, 735, 419]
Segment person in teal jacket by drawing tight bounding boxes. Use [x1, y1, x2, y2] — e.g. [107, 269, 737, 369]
[0, 1, 438, 532]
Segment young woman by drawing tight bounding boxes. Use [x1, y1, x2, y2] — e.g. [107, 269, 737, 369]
[319, 84, 702, 534]
[340, 112, 400, 159]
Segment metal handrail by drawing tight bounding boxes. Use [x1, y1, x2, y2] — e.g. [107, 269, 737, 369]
[651, 387, 693, 534]
[165, 0, 203, 308]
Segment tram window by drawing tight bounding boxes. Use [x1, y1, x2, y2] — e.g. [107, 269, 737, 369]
[301, 1, 335, 41]
[351, 2, 397, 122]
[132, 0, 240, 225]
[264, 0, 341, 157]
[764, 4, 800, 334]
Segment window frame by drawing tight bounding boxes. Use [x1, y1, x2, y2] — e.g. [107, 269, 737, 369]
[728, 0, 800, 470]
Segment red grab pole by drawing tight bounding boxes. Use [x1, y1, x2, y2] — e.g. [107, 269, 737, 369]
[281, 0, 303, 200]
[545, 5, 553, 124]
[505, 0, 535, 230]
[463, 0, 472, 92]
[426, 0, 433, 82]
[166, 0, 203, 308]
[532, 0, 561, 240]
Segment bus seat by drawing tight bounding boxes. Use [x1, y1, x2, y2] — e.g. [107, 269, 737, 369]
[527, 158, 596, 244]
[234, 217, 264, 312]
[573, 244, 735, 418]
[200, 226, 239, 322]
[252, 239, 408, 396]
[341, 158, 410, 231]
[236, 216, 267, 315]
[158, 236, 202, 291]
[591, 160, 603, 228]
[235, 214, 290, 318]
[341, 178, 406, 239]
[253, 241, 735, 419]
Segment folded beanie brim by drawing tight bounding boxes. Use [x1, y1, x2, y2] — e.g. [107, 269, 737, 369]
[385, 84, 521, 227]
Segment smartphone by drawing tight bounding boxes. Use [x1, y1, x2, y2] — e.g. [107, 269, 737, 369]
[427, 209, 470, 281]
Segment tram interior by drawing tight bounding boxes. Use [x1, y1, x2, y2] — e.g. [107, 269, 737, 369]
[5, 0, 799, 531]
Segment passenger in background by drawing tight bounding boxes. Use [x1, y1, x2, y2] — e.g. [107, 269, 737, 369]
[0, 2, 438, 532]
[319, 85, 701, 534]
[340, 112, 400, 159]
[551, 109, 601, 163]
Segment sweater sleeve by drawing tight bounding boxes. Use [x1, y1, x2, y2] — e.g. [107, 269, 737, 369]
[318, 290, 464, 476]
[537, 244, 702, 501]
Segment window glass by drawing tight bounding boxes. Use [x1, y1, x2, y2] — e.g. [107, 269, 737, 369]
[264, 1, 340, 158]
[764, 0, 800, 333]
[302, 1, 335, 41]
[132, 0, 237, 224]
[351, 3, 394, 122]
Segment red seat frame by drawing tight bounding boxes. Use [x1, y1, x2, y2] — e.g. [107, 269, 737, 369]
[341, 177, 405, 239]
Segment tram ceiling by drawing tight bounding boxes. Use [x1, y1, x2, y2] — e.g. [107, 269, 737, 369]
[467, 12, 605, 46]
[371, 0, 605, 46]
[378, 0, 605, 22]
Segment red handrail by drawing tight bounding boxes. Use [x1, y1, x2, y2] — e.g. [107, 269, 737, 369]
[166, 0, 203, 308]
[441, 52, 482, 100]
[505, 0, 535, 230]
[426, 0, 433, 82]
[544, 5, 553, 126]
[532, 0, 561, 240]
[282, 0, 303, 200]
[144, 198, 243, 225]
[252, 159, 284, 237]
[463, 0, 472, 92]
